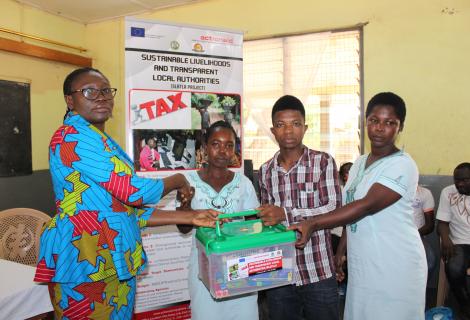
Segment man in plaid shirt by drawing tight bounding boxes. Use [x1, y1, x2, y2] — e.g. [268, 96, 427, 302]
[258, 95, 341, 320]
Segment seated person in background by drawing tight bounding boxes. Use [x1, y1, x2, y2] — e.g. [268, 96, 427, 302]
[412, 185, 436, 277]
[139, 137, 160, 171]
[339, 162, 353, 185]
[437, 162, 470, 318]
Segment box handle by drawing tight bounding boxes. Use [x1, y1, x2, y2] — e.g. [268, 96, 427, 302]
[215, 209, 259, 237]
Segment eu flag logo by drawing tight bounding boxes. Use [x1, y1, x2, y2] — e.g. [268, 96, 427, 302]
[131, 27, 145, 37]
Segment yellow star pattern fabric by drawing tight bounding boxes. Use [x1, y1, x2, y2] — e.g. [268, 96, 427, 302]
[89, 301, 114, 320]
[72, 231, 100, 266]
[103, 274, 119, 299]
[89, 260, 117, 281]
[60, 171, 90, 218]
[124, 250, 132, 272]
[46, 215, 58, 230]
[111, 156, 132, 175]
[131, 242, 143, 271]
[98, 248, 114, 269]
[114, 281, 131, 310]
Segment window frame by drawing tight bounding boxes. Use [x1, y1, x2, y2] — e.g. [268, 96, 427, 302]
[243, 26, 365, 169]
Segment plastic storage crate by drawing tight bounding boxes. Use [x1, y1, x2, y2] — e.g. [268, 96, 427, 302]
[196, 210, 296, 299]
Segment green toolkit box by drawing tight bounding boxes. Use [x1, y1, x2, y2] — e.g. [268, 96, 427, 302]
[196, 210, 296, 299]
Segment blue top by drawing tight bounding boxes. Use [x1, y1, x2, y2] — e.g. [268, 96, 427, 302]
[35, 112, 163, 284]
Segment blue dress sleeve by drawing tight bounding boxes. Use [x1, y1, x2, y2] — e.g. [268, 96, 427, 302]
[51, 122, 163, 220]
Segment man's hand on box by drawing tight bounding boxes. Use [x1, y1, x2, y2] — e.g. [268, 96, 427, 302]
[256, 204, 286, 226]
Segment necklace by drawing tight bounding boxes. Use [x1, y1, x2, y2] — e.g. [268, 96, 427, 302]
[211, 198, 229, 209]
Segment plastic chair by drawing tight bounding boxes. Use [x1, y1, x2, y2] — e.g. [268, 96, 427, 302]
[0, 208, 51, 266]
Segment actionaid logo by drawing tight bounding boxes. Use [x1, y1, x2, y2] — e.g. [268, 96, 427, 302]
[138, 92, 187, 120]
[200, 35, 234, 44]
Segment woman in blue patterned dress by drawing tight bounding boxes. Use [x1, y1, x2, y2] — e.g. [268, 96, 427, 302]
[289, 92, 427, 320]
[179, 120, 259, 320]
[34, 67, 219, 319]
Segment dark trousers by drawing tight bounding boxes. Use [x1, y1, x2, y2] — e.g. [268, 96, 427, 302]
[265, 277, 339, 320]
[423, 238, 437, 278]
[445, 244, 470, 307]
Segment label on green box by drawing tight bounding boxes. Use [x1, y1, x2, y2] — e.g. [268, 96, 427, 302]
[226, 249, 283, 281]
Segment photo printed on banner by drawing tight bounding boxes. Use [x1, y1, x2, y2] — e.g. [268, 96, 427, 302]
[191, 92, 241, 137]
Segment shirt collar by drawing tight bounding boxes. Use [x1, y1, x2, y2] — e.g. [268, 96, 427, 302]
[272, 146, 310, 172]
[64, 111, 90, 127]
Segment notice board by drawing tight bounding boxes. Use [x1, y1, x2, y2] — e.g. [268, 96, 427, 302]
[0, 79, 31, 176]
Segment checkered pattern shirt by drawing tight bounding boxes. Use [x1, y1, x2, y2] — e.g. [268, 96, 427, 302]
[258, 147, 342, 285]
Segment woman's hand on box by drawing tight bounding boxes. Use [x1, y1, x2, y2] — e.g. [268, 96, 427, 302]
[191, 209, 220, 228]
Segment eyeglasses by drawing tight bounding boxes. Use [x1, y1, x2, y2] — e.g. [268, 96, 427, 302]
[70, 88, 117, 100]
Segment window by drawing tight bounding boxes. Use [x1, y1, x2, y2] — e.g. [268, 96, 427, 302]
[243, 29, 362, 169]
